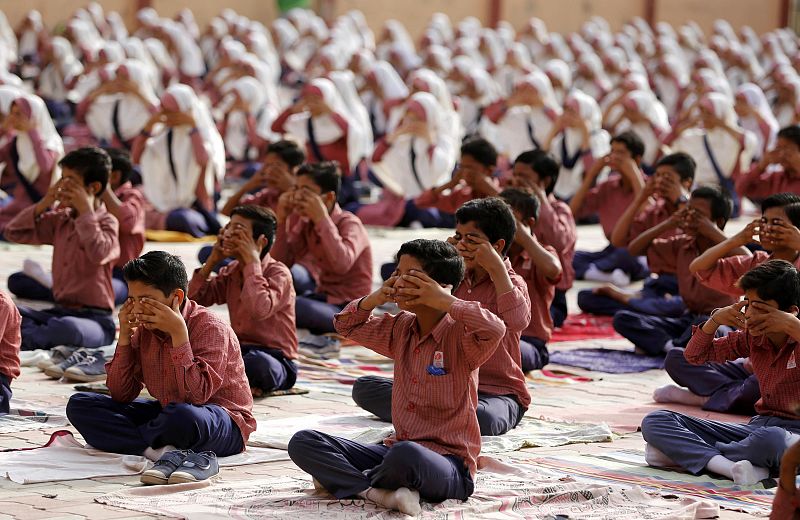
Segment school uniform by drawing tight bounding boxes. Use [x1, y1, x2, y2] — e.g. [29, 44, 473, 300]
[642, 327, 800, 476]
[0, 291, 21, 413]
[612, 235, 736, 355]
[511, 242, 559, 372]
[66, 299, 255, 457]
[413, 180, 494, 229]
[734, 164, 800, 204]
[534, 194, 577, 327]
[111, 182, 146, 305]
[572, 174, 649, 281]
[271, 204, 372, 334]
[5, 205, 119, 350]
[188, 254, 298, 392]
[290, 298, 505, 502]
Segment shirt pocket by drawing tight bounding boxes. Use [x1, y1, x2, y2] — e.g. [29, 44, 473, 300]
[416, 373, 464, 419]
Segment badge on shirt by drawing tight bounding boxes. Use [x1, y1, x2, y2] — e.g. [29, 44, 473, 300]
[788, 350, 797, 370]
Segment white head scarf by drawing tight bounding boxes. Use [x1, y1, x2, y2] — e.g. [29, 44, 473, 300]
[736, 83, 779, 158]
[329, 70, 374, 168]
[13, 93, 63, 184]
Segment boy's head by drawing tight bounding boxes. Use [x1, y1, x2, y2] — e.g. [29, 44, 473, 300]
[123, 251, 189, 312]
[459, 137, 498, 181]
[394, 239, 465, 311]
[263, 140, 305, 192]
[453, 197, 516, 269]
[653, 152, 695, 199]
[760, 193, 800, 251]
[775, 126, 800, 174]
[784, 202, 800, 229]
[512, 149, 560, 195]
[58, 147, 112, 205]
[295, 161, 340, 209]
[610, 130, 645, 166]
[104, 148, 134, 190]
[739, 260, 800, 326]
[499, 187, 539, 231]
[686, 186, 732, 233]
[225, 205, 277, 258]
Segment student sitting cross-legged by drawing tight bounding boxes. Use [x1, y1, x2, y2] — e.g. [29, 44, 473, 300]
[642, 260, 800, 486]
[5, 147, 119, 353]
[66, 251, 255, 461]
[189, 205, 297, 397]
[288, 239, 505, 515]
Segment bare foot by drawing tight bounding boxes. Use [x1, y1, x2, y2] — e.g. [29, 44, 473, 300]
[251, 387, 263, 397]
[592, 283, 635, 305]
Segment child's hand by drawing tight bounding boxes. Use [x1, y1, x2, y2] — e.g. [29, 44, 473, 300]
[294, 189, 328, 223]
[766, 222, 800, 251]
[732, 219, 760, 247]
[710, 301, 747, 329]
[136, 296, 188, 343]
[395, 269, 455, 311]
[58, 178, 94, 215]
[206, 230, 227, 266]
[228, 228, 263, 266]
[779, 442, 800, 494]
[360, 272, 399, 310]
[276, 191, 295, 223]
[746, 301, 800, 337]
[117, 298, 138, 341]
[461, 235, 506, 275]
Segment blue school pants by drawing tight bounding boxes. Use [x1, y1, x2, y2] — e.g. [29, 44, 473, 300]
[520, 336, 549, 372]
[196, 245, 233, 272]
[66, 392, 244, 456]
[290, 264, 344, 334]
[0, 374, 11, 414]
[18, 306, 116, 351]
[350, 375, 524, 436]
[8, 270, 128, 307]
[288, 430, 474, 502]
[577, 274, 685, 317]
[664, 349, 760, 415]
[612, 311, 704, 355]
[641, 412, 800, 476]
[165, 208, 220, 238]
[573, 244, 649, 280]
[550, 289, 568, 328]
[241, 346, 297, 392]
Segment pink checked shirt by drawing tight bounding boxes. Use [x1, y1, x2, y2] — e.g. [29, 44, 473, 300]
[574, 174, 639, 239]
[626, 197, 680, 245]
[534, 194, 576, 292]
[113, 182, 146, 268]
[696, 251, 800, 297]
[686, 327, 800, 420]
[454, 259, 532, 409]
[511, 243, 560, 342]
[735, 164, 800, 201]
[0, 290, 21, 380]
[241, 187, 281, 211]
[5, 205, 120, 310]
[334, 299, 506, 477]
[188, 255, 298, 359]
[272, 204, 372, 305]
[106, 299, 256, 444]
[414, 181, 496, 215]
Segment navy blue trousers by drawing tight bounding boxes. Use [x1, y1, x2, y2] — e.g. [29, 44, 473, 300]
[196, 245, 233, 273]
[350, 375, 524, 436]
[641, 412, 800, 475]
[550, 289, 568, 328]
[291, 264, 344, 334]
[9, 270, 128, 307]
[520, 336, 549, 372]
[66, 392, 244, 456]
[0, 374, 11, 414]
[577, 274, 685, 317]
[241, 346, 297, 392]
[613, 311, 704, 355]
[573, 244, 649, 280]
[664, 349, 760, 415]
[288, 430, 474, 502]
[18, 307, 116, 351]
[165, 208, 220, 238]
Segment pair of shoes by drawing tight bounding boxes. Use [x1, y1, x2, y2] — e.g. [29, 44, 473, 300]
[44, 348, 89, 378]
[140, 450, 219, 485]
[62, 351, 108, 382]
[37, 345, 78, 371]
[298, 335, 341, 360]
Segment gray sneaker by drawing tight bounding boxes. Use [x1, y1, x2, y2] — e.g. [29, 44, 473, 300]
[44, 348, 89, 379]
[63, 351, 108, 382]
[141, 450, 191, 485]
[37, 345, 78, 371]
[168, 451, 219, 484]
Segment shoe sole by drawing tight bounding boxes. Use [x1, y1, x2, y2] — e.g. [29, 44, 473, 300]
[168, 471, 217, 484]
[36, 360, 56, 371]
[140, 472, 170, 486]
[43, 366, 66, 379]
[62, 370, 106, 383]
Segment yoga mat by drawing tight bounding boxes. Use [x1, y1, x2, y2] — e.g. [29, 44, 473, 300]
[145, 230, 216, 242]
[0, 409, 69, 434]
[247, 413, 394, 449]
[96, 458, 719, 519]
[549, 348, 665, 373]
[551, 313, 622, 342]
[480, 417, 613, 454]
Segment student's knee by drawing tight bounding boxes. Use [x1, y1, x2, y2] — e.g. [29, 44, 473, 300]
[724, 427, 791, 469]
[351, 375, 385, 404]
[382, 441, 424, 471]
[641, 410, 679, 444]
[476, 406, 509, 437]
[663, 348, 687, 378]
[161, 403, 205, 430]
[66, 392, 102, 425]
[288, 429, 325, 463]
[612, 310, 640, 333]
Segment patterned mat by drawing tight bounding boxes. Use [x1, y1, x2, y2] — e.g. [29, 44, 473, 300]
[549, 348, 665, 373]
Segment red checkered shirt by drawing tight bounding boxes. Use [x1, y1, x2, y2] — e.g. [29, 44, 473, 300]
[106, 299, 256, 444]
[241, 187, 281, 211]
[510, 243, 560, 342]
[0, 290, 21, 380]
[113, 182, 146, 269]
[334, 299, 505, 477]
[455, 259, 532, 409]
[686, 327, 800, 420]
[534, 194, 576, 291]
[696, 251, 800, 297]
[188, 254, 298, 358]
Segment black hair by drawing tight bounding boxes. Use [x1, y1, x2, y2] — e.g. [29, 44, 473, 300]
[104, 147, 134, 185]
[654, 152, 696, 183]
[500, 187, 540, 221]
[783, 202, 800, 228]
[455, 197, 517, 256]
[691, 186, 732, 225]
[460, 137, 498, 168]
[123, 251, 188, 298]
[58, 147, 111, 192]
[738, 259, 800, 311]
[397, 239, 465, 292]
[297, 161, 341, 197]
[761, 192, 800, 213]
[267, 140, 306, 169]
[611, 130, 646, 160]
[230, 205, 277, 256]
[514, 149, 560, 195]
[777, 125, 800, 149]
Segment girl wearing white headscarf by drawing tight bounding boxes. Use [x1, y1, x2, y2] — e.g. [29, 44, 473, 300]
[217, 76, 277, 171]
[543, 60, 572, 104]
[328, 70, 373, 170]
[358, 92, 458, 227]
[364, 61, 409, 138]
[407, 68, 461, 143]
[0, 92, 63, 233]
[454, 61, 501, 137]
[16, 11, 44, 61]
[735, 83, 779, 161]
[38, 36, 83, 124]
[609, 90, 670, 169]
[574, 53, 612, 102]
[545, 90, 611, 200]
[483, 71, 561, 162]
[134, 84, 224, 237]
[654, 54, 689, 120]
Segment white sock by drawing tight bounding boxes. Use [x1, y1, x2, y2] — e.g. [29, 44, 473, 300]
[360, 487, 421, 516]
[143, 444, 178, 462]
[730, 460, 770, 485]
[609, 269, 631, 287]
[583, 264, 618, 283]
[644, 443, 679, 468]
[652, 384, 709, 406]
[23, 259, 53, 289]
